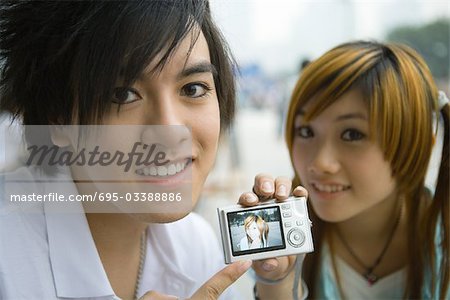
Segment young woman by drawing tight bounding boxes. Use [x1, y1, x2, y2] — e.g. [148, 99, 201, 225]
[240, 214, 269, 250]
[240, 41, 449, 299]
[0, 1, 251, 299]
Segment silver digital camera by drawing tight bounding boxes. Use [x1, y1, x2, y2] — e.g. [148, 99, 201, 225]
[217, 196, 314, 264]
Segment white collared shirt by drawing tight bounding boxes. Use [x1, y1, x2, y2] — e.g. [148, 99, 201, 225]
[0, 166, 237, 299]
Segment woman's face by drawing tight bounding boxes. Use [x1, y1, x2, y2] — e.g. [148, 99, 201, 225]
[292, 89, 397, 222]
[77, 29, 220, 222]
[246, 220, 261, 241]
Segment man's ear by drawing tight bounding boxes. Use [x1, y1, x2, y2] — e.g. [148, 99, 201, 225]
[49, 125, 71, 148]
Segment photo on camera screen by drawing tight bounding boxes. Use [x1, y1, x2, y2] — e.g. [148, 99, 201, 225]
[227, 206, 285, 256]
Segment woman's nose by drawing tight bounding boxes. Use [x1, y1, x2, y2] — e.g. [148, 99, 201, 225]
[307, 141, 340, 175]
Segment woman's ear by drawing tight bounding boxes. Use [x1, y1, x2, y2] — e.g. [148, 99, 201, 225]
[49, 125, 71, 148]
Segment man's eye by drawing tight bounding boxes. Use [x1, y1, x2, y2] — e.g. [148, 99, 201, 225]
[341, 129, 366, 141]
[181, 83, 211, 98]
[295, 126, 314, 138]
[112, 87, 141, 104]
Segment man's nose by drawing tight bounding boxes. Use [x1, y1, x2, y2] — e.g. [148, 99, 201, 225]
[145, 93, 183, 126]
[141, 96, 191, 158]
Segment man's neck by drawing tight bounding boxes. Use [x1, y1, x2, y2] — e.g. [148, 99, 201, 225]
[85, 213, 148, 299]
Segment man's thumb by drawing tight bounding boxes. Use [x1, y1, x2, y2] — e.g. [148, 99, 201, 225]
[190, 260, 252, 299]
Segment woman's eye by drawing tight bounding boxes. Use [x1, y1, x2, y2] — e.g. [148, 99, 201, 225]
[112, 87, 141, 104]
[181, 83, 211, 98]
[341, 129, 366, 141]
[295, 126, 314, 138]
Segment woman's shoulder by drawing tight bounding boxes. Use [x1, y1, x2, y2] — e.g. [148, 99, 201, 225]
[239, 236, 248, 250]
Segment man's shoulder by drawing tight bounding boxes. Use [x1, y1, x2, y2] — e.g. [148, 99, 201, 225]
[0, 166, 45, 211]
[166, 212, 215, 239]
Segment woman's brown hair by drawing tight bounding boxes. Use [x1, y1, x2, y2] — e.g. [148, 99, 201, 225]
[285, 41, 449, 299]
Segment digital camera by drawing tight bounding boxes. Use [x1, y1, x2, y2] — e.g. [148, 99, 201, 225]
[217, 196, 314, 264]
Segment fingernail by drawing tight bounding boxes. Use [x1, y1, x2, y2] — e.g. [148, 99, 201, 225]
[262, 262, 276, 272]
[245, 193, 258, 203]
[277, 185, 287, 197]
[239, 260, 252, 272]
[261, 181, 273, 193]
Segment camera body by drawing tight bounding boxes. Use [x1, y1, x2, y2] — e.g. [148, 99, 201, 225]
[217, 196, 314, 264]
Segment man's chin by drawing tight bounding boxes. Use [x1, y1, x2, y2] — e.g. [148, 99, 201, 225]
[130, 212, 191, 224]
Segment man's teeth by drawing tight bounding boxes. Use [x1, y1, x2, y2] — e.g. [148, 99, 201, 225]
[313, 183, 349, 193]
[136, 161, 187, 177]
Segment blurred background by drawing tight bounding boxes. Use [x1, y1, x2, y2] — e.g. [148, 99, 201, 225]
[196, 1, 450, 298]
[0, 1, 449, 299]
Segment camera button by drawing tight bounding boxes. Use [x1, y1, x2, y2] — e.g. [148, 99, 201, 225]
[296, 220, 304, 226]
[287, 228, 305, 247]
[281, 204, 291, 209]
[285, 221, 292, 228]
[283, 212, 292, 218]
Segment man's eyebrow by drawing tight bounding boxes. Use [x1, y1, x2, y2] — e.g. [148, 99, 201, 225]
[177, 62, 217, 80]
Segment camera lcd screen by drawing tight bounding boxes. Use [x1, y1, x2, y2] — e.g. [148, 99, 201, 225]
[227, 206, 285, 256]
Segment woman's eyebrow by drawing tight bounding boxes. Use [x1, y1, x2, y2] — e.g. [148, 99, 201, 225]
[177, 61, 217, 80]
[295, 110, 367, 121]
[335, 112, 367, 121]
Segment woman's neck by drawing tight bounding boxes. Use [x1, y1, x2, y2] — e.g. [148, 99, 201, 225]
[330, 193, 408, 279]
[335, 193, 404, 243]
[251, 239, 262, 247]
